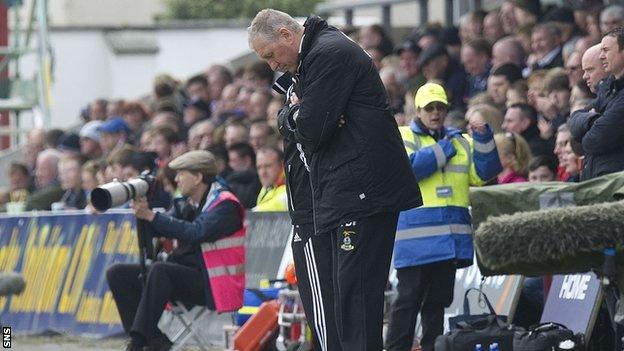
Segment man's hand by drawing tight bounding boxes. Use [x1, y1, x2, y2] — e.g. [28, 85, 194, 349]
[278, 104, 299, 138]
[538, 118, 553, 140]
[132, 196, 155, 222]
[290, 93, 300, 106]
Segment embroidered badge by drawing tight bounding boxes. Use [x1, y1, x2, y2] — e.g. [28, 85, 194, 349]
[341, 230, 355, 251]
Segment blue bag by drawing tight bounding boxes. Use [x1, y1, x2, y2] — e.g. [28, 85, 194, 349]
[235, 287, 281, 325]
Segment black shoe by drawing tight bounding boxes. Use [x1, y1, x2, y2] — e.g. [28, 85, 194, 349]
[148, 335, 173, 351]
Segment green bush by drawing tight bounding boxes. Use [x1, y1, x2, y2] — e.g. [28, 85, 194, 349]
[162, 0, 322, 20]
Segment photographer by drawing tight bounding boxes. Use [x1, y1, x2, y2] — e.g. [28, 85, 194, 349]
[106, 150, 245, 351]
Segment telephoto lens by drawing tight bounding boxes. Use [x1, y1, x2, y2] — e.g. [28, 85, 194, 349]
[91, 178, 151, 212]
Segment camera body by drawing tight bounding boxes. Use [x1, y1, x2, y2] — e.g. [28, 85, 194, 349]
[91, 171, 157, 212]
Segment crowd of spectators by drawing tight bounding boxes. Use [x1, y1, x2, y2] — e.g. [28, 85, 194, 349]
[0, 61, 289, 213]
[2, 0, 623, 221]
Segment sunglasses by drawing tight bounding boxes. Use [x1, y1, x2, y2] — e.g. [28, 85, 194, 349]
[423, 103, 448, 113]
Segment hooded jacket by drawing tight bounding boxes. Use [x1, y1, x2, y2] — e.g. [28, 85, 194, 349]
[287, 16, 422, 232]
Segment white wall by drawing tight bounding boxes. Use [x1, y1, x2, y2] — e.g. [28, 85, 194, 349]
[15, 0, 166, 27]
[17, 26, 251, 129]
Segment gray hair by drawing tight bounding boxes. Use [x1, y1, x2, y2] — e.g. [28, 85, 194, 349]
[459, 11, 485, 26]
[601, 5, 624, 23]
[248, 9, 303, 46]
[494, 37, 526, 65]
[37, 148, 62, 163]
[557, 123, 569, 134]
[36, 148, 62, 177]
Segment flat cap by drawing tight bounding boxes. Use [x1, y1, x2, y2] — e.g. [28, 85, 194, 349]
[168, 150, 217, 173]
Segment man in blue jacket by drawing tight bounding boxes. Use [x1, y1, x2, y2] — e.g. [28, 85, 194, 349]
[249, 9, 422, 350]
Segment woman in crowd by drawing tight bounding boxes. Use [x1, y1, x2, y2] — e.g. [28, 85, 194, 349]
[494, 132, 532, 183]
[465, 104, 504, 134]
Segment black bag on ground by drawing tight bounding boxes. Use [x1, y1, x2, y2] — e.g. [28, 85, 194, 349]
[435, 289, 514, 351]
[448, 288, 508, 330]
[514, 322, 585, 351]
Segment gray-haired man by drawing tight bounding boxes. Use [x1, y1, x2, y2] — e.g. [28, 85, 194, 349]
[249, 9, 422, 350]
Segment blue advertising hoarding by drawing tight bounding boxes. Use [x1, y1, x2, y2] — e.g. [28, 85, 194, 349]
[0, 210, 137, 336]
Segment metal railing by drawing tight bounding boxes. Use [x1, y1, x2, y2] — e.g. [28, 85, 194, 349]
[315, 0, 485, 31]
[0, 0, 53, 143]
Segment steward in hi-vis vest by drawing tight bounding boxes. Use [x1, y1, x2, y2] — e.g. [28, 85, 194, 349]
[385, 83, 502, 351]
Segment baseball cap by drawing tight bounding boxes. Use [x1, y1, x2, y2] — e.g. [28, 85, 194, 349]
[58, 133, 80, 153]
[79, 120, 103, 142]
[394, 40, 421, 55]
[168, 150, 218, 174]
[414, 83, 448, 108]
[98, 117, 130, 134]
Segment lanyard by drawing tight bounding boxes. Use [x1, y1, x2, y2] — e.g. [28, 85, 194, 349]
[200, 182, 223, 213]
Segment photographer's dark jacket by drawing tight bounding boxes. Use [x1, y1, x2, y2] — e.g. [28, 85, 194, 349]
[569, 75, 624, 180]
[148, 181, 246, 312]
[287, 16, 422, 232]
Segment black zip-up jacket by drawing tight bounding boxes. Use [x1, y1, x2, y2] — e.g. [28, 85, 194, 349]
[274, 72, 313, 226]
[288, 16, 422, 232]
[569, 75, 624, 180]
[283, 136, 314, 225]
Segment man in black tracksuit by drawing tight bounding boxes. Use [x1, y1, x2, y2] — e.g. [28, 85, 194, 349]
[273, 72, 340, 351]
[251, 10, 422, 350]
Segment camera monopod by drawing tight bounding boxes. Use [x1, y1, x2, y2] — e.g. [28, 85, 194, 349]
[136, 218, 155, 285]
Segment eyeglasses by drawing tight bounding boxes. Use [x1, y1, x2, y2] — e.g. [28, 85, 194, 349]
[423, 103, 448, 113]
